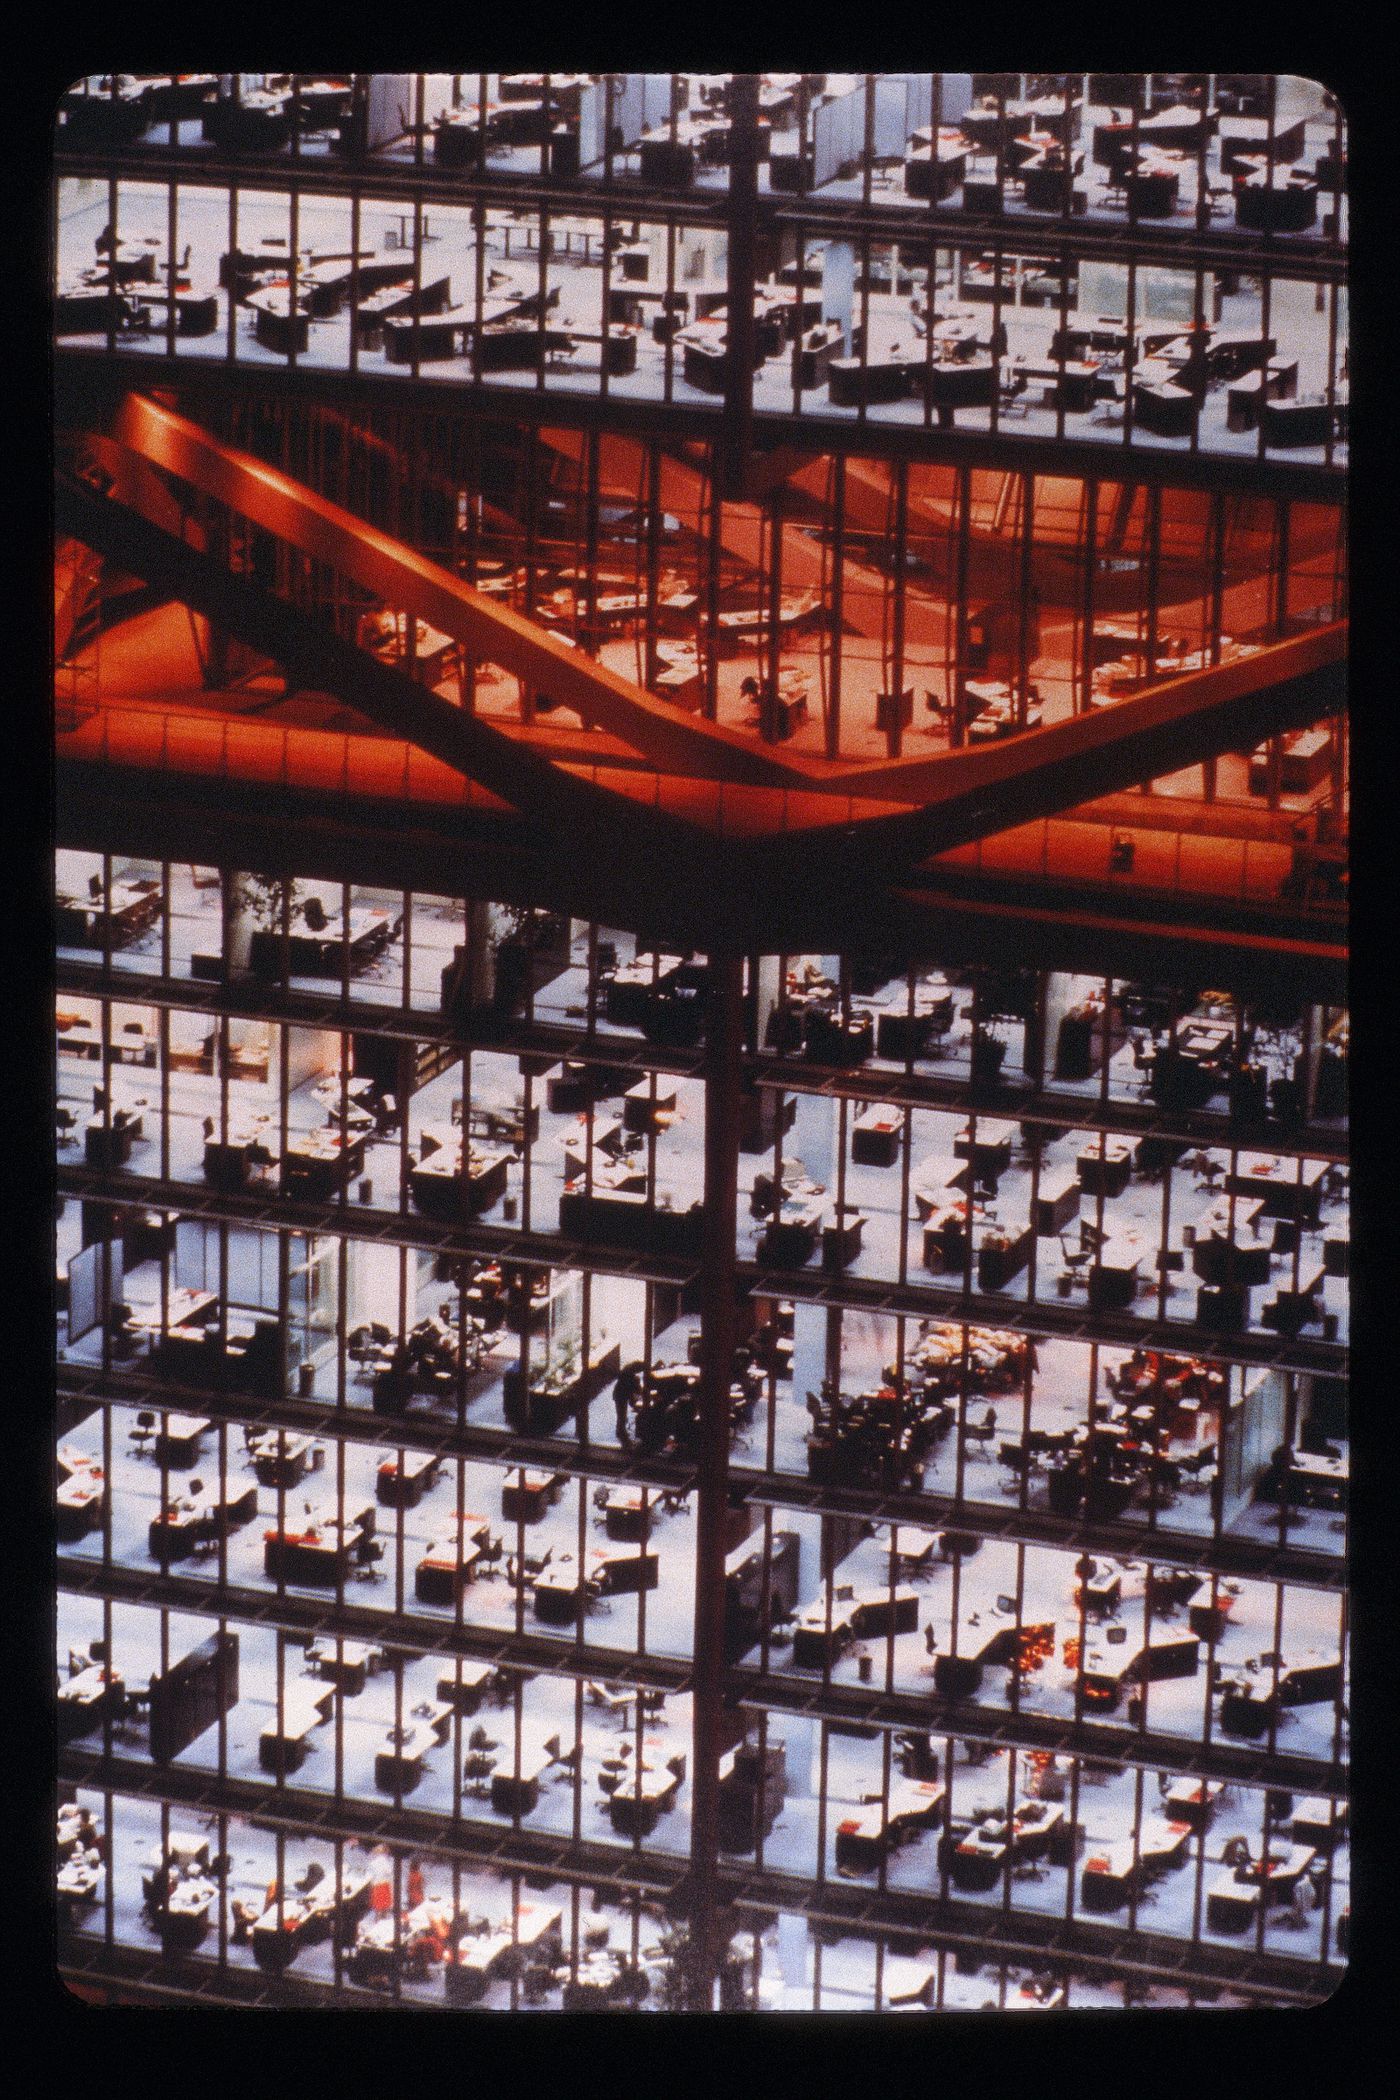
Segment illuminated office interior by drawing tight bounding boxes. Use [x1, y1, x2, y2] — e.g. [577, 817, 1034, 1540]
[54, 70, 1347, 2011]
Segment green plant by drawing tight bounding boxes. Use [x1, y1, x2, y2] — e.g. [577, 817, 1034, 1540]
[236, 873, 304, 930]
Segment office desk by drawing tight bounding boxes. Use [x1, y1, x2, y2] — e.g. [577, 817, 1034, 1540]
[203, 87, 293, 151]
[1292, 1797, 1347, 1852]
[1218, 113, 1307, 173]
[1191, 1230, 1272, 1289]
[622, 1077, 678, 1134]
[415, 1515, 490, 1605]
[902, 135, 969, 197]
[1262, 397, 1334, 448]
[1033, 1170, 1081, 1236]
[978, 1222, 1033, 1291]
[910, 1153, 967, 1222]
[56, 1470, 107, 1541]
[965, 692, 1045, 741]
[1085, 1233, 1144, 1313]
[56, 879, 162, 950]
[119, 280, 221, 336]
[129, 1292, 219, 1348]
[1227, 360, 1301, 432]
[603, 951, 688, 1025]
[562, 1117, 638, 1184]
[822, 1207, 867, 1272]
[1248, 726, 1332, 793]
[1080, 1841, 1144, 1912]
[1123, 162, 1181, 216]
[1236, 1841, 1317, 1906]
[1225, 1154, 1326, 1224]
[381, 304, 476, 363]
[675, 322, 732, 393]
[953, 1121, 1016, 1179]
[154, 1409, 212, 1465]
[245, 287, 311, 355]
[359, 610, 460, 688]
[446, 1904, 563, 2003]
[931, 1606, 1056, 1697]
[375, 1706, 453, 1792]
[1162, 1777, 1220, 1831]
[533, 1549, 659, 1623]
[834, 1780, 946, 1873]
[1279, 1450, 1348, 1511]
[1235, 170, 1318, 232]
[867, 984, 955, 1061]
[757, 1198, 827, 1269]
[148, 1482, 258, 1564]
[607, 1757, 687, 1838]
[263, 1502, 376, 1585]
[57, 1665, 126, 1744]
[1080, 1630, 1199, 1710]
[305, 1638, 382, 1695]
[56, 1013, 154, 1069]
[250, 1873, 373, 1971]
[56, 1855, 102, 1916]
[948, 1826, 1010, 1892]
[1076, 1140, 1133, 1198]
[923, 358, 997, 426]
[84, 1109, 143, 1171]
[792, 1585, 921, 1668]
[501, 1337, 622, 1435]
[501, 1468, 566, 1524]
[436, 1659, 505, 1715]
[599, 1485, 666, 1543]
[1133, 381, 1198, 437]
[1205, 1872, 1261, 1933]
[258, 1680, 336, 1772]
[488, 1728, 564, 1815]
[351, 275, 453, 349]
[638, 127, 703, 186]
[1082, 1565, 1123, 1615]
[281, 1125, 368, 1199]
[851, 1105, 904, 1168]
[158, 1876, 218, 1950]
[247, 904, 399, 981]
[203, 1126, 277, 1191]
[409, 1140, 512, 1220]
[248, 1429, 313, 1489]
[376, 1448, 442, 1509]
[827, 355, 914, 409]
[1263, 1265, 1328, 1336]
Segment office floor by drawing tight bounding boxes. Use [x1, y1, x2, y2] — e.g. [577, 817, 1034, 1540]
[54, 165, 1345, 470]
[57, 1391, 1346, 1775]
[57, 1577, 1348, 1981]
[55, 917, 1350, 1337]
[53, 486, 1347, 804]
[66, 1781, 1201, 2007]
[57, 1412, 707, 1667]
[747, 1723, 1347, 1971]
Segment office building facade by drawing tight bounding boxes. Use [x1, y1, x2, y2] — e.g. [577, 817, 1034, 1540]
[54, 70, 1347, 2011]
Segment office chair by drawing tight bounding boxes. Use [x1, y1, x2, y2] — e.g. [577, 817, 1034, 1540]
[1129, 1034, 1157, 1095]
[1059, 1234, 1093, 1286]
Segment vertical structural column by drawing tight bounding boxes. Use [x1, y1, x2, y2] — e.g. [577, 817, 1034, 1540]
[685, 949, 744, 2011]
[721, 72, 760, 499]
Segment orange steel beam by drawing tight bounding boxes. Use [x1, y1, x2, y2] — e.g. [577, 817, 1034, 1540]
[110, 393, 809, 795]
[55, 469, 917, 861]
[74, 397, 1347, 854]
